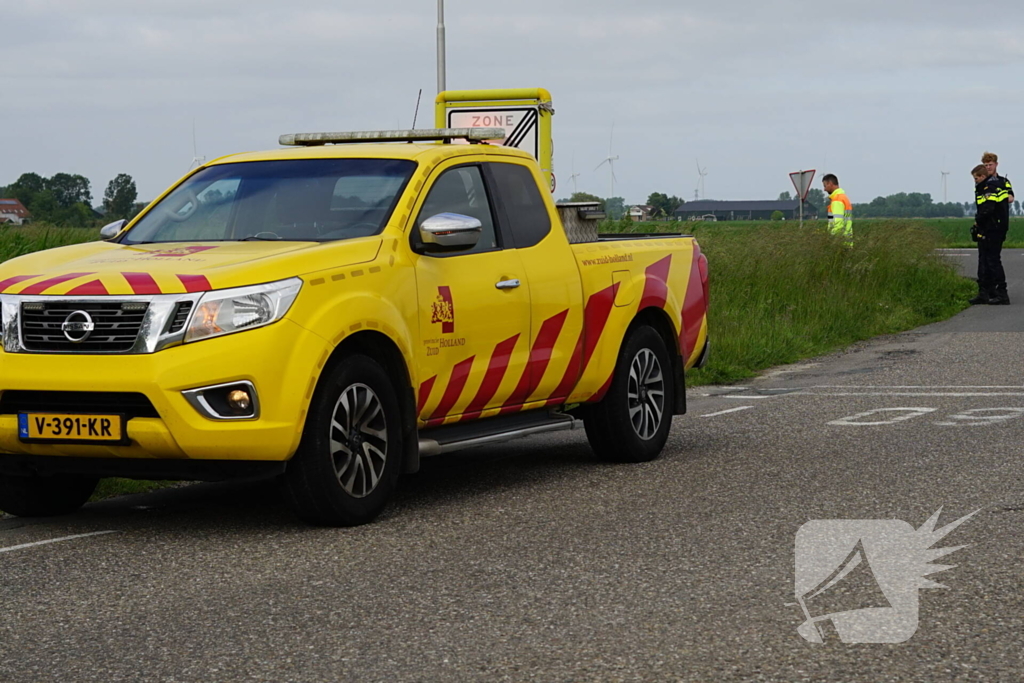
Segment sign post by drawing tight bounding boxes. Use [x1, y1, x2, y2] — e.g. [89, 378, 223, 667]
[789, 169, 816, 228]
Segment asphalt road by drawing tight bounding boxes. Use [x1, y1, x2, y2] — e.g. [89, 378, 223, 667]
[1, 250, 1022, 682]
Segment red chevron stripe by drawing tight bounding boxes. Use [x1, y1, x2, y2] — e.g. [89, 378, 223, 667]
[417, 376, 437, 416]
[177, 274, 211, 293]
[428, 356, 476, 421]
[66, 279, 109, 295]
[499, 309, 568, 414]
[544, 283, 620, 407]
[460, 334, 520, 421]
[123, 272, 162, 294]
[581, 282, 620, 373]
[20, 272, 93, 295]
[681, 245, 707, 359]
[544, 334, 583, 407]
[0, 275, 38, 293]
[639, 255, 672, 311]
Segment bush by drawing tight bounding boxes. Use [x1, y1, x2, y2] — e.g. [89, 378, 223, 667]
[771, 210, 784, 221]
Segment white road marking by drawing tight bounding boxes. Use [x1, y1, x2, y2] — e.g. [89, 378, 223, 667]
[722, 395, 776, 400]
[807, 392, 1024, 397]
[0, 530, 119, 555]
[811, 385, 1024, 390]
[934, 408, 1024, 427]
[701, 406, 755, 418]
[828, 408, 938, 426]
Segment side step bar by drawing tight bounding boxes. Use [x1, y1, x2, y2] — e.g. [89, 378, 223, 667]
[418, 411, 581, 457]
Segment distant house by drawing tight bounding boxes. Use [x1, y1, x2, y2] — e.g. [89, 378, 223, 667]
[628, 204, 656, 222]
[0, 198, 31, 225]
[673, 199, 817, 221]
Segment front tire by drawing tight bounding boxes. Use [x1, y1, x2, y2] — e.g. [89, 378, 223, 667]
[284, 354, 403, 526]
[584, 325, 675, 463]
[0, 474, 98, 517]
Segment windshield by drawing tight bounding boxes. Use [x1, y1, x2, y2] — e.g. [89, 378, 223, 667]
[122, 158, 416, 244]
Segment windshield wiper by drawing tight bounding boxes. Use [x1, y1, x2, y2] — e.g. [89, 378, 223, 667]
[239, 234, 282, 241]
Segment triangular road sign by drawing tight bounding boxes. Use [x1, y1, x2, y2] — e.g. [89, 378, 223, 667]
[789, 170, 817, 200]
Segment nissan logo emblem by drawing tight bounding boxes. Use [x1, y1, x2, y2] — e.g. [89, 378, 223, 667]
[61, 310, 95, 343]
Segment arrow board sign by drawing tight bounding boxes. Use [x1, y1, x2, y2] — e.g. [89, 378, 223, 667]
[789, 169, 816, 200]
[448, 107, 539, 160]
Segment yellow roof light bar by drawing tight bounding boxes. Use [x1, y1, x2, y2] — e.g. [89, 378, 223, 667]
[278, 128, 506, 147]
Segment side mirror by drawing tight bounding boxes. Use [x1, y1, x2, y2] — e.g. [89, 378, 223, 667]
[99, 219, 127, 240]
[419, 212, 482, 250]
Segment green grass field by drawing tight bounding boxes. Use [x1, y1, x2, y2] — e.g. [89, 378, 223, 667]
[603, 218, 975, 384]
[0, 224, 99, 262]
[1, 218, 976, 501]
[607, 216, 1024, 248]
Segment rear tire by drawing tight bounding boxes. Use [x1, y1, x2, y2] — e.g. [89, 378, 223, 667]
[584, 325, 675, 463]
[0, 474, 98, 517]
[284, 354, 403, 526]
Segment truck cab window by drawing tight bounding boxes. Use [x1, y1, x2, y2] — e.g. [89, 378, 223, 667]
[416, 166, 498, 255]
[488, 162, 551, 248]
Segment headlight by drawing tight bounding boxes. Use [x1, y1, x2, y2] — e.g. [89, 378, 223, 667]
[184, 278, 302, 343]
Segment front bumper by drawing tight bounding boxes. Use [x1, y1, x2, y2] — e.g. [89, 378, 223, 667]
[0, 319, 331, 464]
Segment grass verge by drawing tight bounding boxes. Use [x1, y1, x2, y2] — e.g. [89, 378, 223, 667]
[602, 218, 974, 385]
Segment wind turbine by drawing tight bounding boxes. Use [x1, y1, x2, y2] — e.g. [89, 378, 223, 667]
[188, 118, 205, 170]
[569, 152, 581, 195]
[594, 123, 619, 198]
[696, 160, 708, 200]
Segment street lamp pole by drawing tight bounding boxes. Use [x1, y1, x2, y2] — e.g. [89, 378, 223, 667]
[437, 0, 446, 94]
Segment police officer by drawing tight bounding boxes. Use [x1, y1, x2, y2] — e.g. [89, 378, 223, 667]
[975, 153, 1012, 305]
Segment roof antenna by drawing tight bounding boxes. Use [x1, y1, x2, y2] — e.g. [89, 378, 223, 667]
[411, 89, 423, 130]
[189, 118, 205, 170]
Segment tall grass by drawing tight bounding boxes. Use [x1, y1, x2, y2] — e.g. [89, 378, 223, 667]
[682, 221, 972, 384]
[0, 225, 99, 263]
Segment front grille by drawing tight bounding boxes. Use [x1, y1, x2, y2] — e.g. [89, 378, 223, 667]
[168, 301, 193, 334]
[0, 391, 159, 419]
[21, 301, 148, 352]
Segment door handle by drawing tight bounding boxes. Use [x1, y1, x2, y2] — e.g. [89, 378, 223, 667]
[495, 279, 521, 290]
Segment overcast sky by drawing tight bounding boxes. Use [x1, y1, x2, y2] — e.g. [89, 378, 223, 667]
[3, 1, 1023, 207]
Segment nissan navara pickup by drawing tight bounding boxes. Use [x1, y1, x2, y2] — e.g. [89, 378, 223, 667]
[0, 128, 709, 525]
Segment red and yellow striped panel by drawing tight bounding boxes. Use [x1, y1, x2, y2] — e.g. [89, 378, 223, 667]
[0, 272, 213, 295]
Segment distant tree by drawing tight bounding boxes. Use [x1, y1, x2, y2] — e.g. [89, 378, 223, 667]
[48, 173, 92, 208]
[103, 173, 138, 219]
[778, 191, 792, 201]
[853, 192, 963, 218]
[806, 188, 827, 217]
[566, 192, 605, 210]
[771, 210, 784, 221]
[1015, 200, 1021, 216]
[646, 192, 683, 218]
[605, 197, 626, 220]
[8, 172, 47, 209]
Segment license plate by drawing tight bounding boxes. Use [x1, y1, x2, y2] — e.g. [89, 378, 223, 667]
[18, 413, 125, 444]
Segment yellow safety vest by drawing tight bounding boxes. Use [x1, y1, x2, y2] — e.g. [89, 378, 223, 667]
[828, 188, 853, 242]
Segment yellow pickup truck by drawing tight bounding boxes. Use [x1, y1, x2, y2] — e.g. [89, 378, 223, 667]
[0, 129, 708, 525]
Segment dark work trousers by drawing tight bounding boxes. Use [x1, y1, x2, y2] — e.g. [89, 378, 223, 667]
[977, 236, 1007, 295]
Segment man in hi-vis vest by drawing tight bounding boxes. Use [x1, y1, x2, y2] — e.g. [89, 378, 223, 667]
[822, 174, 852, 245]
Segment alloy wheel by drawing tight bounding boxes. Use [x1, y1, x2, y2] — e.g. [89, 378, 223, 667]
[627, 348, 665, 440]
